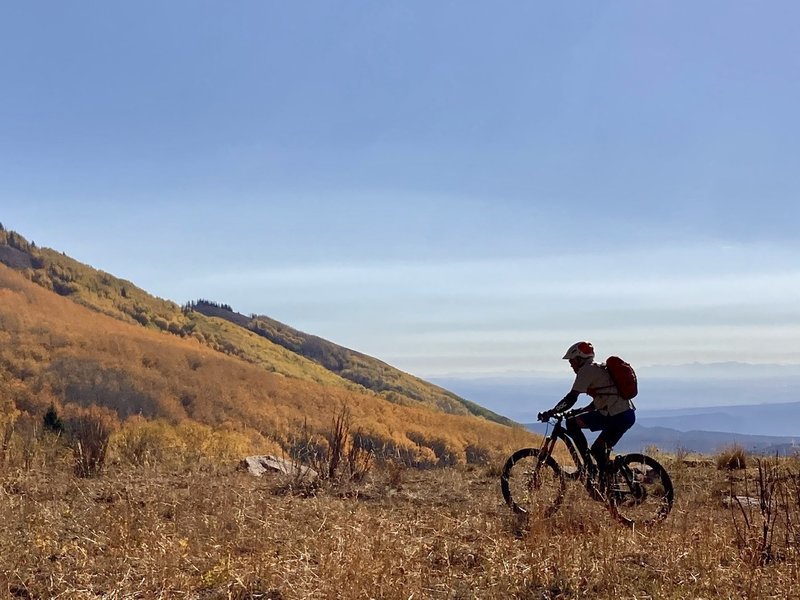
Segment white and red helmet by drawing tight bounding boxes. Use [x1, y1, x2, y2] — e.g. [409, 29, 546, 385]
[562, 341, 595, 361]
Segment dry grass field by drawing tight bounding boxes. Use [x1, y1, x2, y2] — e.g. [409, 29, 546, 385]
[1, 451, 798, 599]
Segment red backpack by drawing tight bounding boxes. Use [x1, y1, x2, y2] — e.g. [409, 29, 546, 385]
[604, 356, 638, 400]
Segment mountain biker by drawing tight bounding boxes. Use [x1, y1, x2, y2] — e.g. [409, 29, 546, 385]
[538, 341, 636, 480]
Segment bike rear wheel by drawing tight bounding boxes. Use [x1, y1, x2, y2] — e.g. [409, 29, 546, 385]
[607, 453, 674, 527]
[501, 448, 566, 518]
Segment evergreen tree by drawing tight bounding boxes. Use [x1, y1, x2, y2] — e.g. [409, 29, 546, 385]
[43, 404, 64, 433]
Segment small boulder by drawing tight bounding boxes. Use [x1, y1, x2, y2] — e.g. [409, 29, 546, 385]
[239, 455, 318, 481]
[722, 495, 761, 509]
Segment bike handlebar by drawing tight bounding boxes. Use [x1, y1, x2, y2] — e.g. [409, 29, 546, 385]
[538, 409, 582, 423]
[538, 411, 566, 423]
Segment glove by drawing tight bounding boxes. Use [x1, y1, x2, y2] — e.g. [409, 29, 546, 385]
[538, 410, 552, 422]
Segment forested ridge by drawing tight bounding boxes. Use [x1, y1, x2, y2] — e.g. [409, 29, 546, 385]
[190, 299, 511, 424]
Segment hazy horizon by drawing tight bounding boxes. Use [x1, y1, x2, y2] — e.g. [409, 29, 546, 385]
[431, 362, 800, 423]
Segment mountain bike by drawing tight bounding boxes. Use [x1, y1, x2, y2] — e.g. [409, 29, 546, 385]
[500, 412, 674, 527]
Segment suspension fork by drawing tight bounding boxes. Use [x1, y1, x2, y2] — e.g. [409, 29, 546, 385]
[525, 434, 558, 486]
[547, 420, 584, 480]
[539, 434, 559, 463]
[537, 420, 565, 469]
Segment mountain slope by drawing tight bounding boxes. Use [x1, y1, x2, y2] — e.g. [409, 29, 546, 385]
[192, 300, 510, 424]
[0, 228, 510, 426]
[0, 263, 531, 464]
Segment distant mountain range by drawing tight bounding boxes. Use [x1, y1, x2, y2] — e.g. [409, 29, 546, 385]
[523, 421, 799, 456]
[432, 374, 799, 424]
[636, 402, 800, 437]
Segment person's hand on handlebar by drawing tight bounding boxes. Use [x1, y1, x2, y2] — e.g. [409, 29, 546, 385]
[537, 410, 553, 422]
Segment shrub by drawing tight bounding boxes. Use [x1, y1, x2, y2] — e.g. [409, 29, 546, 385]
[465, 444, 491, 465]
[644, 444, 661, 459]
[112, 418, 181, 467]
[285, 407, 374, 483]
[52, 279, 79, 296]
[13, 413, 42, 470]
[406, 431, 460, 467]
[347, 429, 374, 482]
[717, 444, 748, 470]
[204, 428, 253, 463]
[43, 404, 64, 433]
[65, 406, 119, 477]
[484, 459, 505, 478]
[0, 398, 19, 467]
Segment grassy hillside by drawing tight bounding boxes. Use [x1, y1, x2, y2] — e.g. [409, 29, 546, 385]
[0, 228, 511, 426]
[0, 262, 528, 466]
[193, 300, 511, 424]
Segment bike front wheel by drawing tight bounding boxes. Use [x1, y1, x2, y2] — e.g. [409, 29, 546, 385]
[607, 453, 674, 527]
[501, 448, 566, 518]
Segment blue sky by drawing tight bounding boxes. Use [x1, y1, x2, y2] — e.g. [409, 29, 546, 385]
[2, 2, 799, 379]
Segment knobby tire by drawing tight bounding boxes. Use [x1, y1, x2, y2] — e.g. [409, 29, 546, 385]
[607, 453, 674, 527]
[501, 448, 566, 518]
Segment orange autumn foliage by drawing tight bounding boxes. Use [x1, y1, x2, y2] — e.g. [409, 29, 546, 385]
[0, 265, 536, 465]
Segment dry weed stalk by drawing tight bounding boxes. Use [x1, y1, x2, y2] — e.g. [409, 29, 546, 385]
[729, 456, 800, 565]
[288, 404, 374, 487]
[326, 403, 349, 479]
[347, 430, 374, 483]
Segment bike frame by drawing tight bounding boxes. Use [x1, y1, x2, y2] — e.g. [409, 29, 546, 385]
[538, 413, 587, 480]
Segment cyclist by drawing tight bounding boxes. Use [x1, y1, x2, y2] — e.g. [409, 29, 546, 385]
[538, 341, 636, 481]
